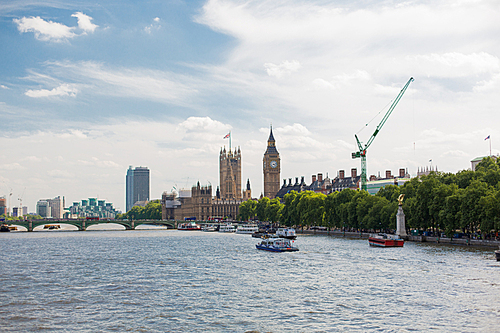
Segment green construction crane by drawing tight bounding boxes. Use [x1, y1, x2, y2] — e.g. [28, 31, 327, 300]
[352, 77, 414, 191]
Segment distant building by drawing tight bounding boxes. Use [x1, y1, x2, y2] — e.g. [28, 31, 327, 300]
[36, 200, 51, 218]
[331, 169, 361, 193]
[263, 126, 281, 199]
[70, 198, 119, 219]
[219, 146, 242, 200]
[46, 196, 63, 219]
[366, 169, 411, 195]
[0, 197, 6, 216]
[417, 166, 438, 177]
[12, 206, 28, 217]
[126, 166, 150, 212]
[471, 155, 498, 171]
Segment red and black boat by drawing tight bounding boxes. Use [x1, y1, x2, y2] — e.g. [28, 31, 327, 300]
[369, 233, 404, 247]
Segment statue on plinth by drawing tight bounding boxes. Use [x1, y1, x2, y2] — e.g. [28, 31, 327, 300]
[396, 194, 407, 237]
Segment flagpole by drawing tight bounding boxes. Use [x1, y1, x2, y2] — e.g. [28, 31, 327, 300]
[490, 136, 492, 157]
[229, 131, 232, 151]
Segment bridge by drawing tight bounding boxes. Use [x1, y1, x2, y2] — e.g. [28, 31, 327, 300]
[4, 219, 177, 232]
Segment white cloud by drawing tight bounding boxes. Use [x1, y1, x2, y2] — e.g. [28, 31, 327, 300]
[144, 17, 161, 34]
[264, 60, 301, 78]
[0, 163, 26, 170]
[71, 12, 98, 33]
[25, 83, 78, 98]
[14, 12, 98, 42]
[0, 84, 9, 89]
[14, 16, 76, 42]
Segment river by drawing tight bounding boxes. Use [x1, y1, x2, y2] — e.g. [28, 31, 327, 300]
[1, 229, 499, 332]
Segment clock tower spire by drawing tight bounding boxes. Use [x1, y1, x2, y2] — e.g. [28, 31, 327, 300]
[263, 125, 280, 199]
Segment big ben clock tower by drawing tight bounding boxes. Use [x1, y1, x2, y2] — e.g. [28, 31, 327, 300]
[263, 126, 280, 198]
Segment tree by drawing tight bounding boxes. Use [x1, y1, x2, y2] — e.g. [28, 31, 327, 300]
[266, 198, 284, 223]
[256, 197, 270, 221]
[238, 199, 257, 221]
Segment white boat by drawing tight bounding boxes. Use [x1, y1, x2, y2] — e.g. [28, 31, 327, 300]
[178, 222, 201, 231]
[256, 237, 299, 252]
[201, 225, 217, 232]
[218, 224, 236, 232]
[276, 227, 297, 239]
[236, 224, 259, 234]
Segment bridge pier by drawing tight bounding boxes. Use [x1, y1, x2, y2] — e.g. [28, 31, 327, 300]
[28, 220, 33, 232]
[81, 220, 86, 231]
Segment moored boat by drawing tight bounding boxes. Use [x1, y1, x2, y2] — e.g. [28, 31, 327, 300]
[369, 233, 404, 247]
[236, 224, 259, 234]
[178, 222, 201, 230]
[0, 224, 10, 232]
[256, 237, 299, 252]
[276, 227, 297, 239]
[218, 224, 236, 233]
[201, 225, 217, 232]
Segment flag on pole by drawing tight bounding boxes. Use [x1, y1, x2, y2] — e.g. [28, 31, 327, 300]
[485, 135, 490, 140]
[223, 133, 230, 139]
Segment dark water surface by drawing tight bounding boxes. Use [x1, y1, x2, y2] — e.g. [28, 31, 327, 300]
[1, 230, 499, 332]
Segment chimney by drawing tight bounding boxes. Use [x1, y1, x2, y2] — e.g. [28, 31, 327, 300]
[312, 175, 317, 183]
[370, 175, 377, 181]
[318, 173, 323, 182]
[295, 177, 299, 185]
[339, 170, 345, 179]
[399, 168, 405, 178]
[386, 170, 392, 179]
[351, 168, 357, 178]
[288, 178, 292, 186]
[283, 179, 287, 187]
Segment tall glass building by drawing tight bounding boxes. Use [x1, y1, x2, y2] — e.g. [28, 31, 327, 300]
[126, 166, 150, 212]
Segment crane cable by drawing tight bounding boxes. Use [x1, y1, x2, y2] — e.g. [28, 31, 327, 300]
[356, 99, 393, 136]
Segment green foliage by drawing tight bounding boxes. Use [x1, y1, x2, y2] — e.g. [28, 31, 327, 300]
[235, 158, 500, 238]
[238, 199, 257, 221]
[118, 200, 162, 220]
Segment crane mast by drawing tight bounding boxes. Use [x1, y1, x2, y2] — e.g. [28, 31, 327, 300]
[352, 77, 414, 191]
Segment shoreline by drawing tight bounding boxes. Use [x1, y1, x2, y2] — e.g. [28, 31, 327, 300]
[297, 229, 500, 248]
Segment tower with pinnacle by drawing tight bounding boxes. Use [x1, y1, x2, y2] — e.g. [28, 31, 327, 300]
[219, 146, 242, 199]
[263, 126, 281, 199]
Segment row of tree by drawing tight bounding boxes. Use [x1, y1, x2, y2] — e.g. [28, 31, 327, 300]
[238, 157, 500, 238]
[116, 200, 162, 220]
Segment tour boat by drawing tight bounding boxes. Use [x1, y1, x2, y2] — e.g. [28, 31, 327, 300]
[44, 224, 61, 230]
[276, 227, 297, 239]
[256, 237, 299, 252]
[368, 233, 404, 247]
[201, 225, 217, 232]
[177, 222, 201, 231]
[236, 224, 259, 234]
[218, 224, 236, 233]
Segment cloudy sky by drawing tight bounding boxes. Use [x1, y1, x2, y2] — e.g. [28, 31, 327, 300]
[1, 0, 499, 213]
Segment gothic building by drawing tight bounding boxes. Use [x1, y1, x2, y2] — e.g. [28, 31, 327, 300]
[263, 126, 281, 199]
[219, 146, 242, 199]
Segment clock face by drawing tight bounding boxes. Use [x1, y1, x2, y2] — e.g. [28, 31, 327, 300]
[270, 160, 277, 168]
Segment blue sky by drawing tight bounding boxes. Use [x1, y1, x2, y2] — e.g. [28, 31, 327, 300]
[1, 0, 499, 213]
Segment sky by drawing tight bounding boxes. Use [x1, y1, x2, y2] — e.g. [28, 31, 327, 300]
[1, 0, 499, 213]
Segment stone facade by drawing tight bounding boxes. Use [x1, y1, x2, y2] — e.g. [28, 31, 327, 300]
[263, 127, 280, 199]
[219, 147, 242, 199]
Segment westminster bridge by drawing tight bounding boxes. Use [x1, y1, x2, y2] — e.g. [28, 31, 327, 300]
[4, 219, 177, 232]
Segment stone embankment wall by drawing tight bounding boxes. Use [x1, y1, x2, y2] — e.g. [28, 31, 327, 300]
[298, 229, 500, 248]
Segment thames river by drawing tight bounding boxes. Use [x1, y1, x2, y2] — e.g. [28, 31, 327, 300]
[1, 229, 499, 332]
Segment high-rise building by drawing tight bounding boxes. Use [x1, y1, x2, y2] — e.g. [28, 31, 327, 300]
[36, 200, 51, 218]
[0, 197, 6, 216]
[219, 146, 242, 199]
[125, 166, 150, 212]
[263, 126, 281, 199]
[46, 196, 63, 218]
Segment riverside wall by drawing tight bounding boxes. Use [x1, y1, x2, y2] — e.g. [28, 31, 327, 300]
[297, 229, 500, 248]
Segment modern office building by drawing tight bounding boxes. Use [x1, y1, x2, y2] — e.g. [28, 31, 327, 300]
[0, 197, 6, 216]
[36, 200, 51, 218]
[70, 198, 119, 219]
[126, 166, 150, 212]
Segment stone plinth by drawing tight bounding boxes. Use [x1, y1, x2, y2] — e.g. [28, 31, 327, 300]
[396, 205, 407, 237]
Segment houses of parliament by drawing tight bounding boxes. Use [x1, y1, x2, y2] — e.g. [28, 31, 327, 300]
[161, 127, 280, 220]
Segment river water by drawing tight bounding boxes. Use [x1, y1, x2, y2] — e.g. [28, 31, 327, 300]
[1, 229, 499, 332]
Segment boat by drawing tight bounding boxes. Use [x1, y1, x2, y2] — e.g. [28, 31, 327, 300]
[236, 224, 259, 234]
[218, 224, 236, 233]
[495, 247, 500, 261]
[256, 237, 299, 252]
[368, 233, 404, 247]
[201, 225, 217, 232]
[44, 224, 61, 230]
[0, 224, 10, 232]
[276, 227, 297, 239]
[177, 222, 201, 230]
